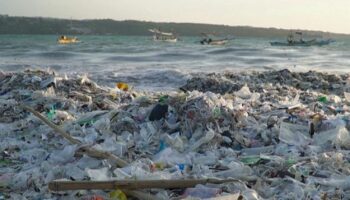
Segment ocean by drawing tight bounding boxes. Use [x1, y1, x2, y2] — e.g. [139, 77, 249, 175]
[0, 35, 350, 91]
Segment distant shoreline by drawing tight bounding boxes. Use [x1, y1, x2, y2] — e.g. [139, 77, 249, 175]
[1, 15, 349, 38]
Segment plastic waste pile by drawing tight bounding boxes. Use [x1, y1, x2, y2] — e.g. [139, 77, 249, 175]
[2, 69, 350, 199]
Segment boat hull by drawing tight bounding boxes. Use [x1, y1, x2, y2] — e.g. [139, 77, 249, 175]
[151, 30, 178, 43]
[58, 38, 78, 44]
[201, 39, 228, 45]
[153, 37, 178, 43]
[270, 39, 332, 47]
[209, 40, 228, 45]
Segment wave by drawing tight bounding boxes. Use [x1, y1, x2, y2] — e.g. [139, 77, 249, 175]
[206, 47, 260, 55]
[156, 52, 204, 60]
[36, 51, 78, 58]
[1, 35, 350, 91]
[92, 68, 191, 91]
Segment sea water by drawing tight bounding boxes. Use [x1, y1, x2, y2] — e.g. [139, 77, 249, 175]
[0, 35, 350, 91]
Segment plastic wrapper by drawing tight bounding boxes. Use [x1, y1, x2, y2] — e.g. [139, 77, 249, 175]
[313, 123, 350, 149]
[189, 129, 216, 151]
[279, 122, 311, 146]
[153, 147, 192, 166]
[234, 84, 252, 99]
[183, 184, 222, 199]
[49, 145, 77, 164]
[86, 167, 111, 181]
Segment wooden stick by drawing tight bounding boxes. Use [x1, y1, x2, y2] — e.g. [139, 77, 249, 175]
[21, 105, 82, 145]
[206, 193, 241, 200]
[21, 105, 160, 200]
[49, 178, 240, 191]
[21, 105, 128, 167]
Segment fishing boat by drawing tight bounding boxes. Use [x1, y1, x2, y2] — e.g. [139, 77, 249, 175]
[270, 32, 334, 47]
[57, 35, 79, 44]
[200, 38, 229, 45]
[200, 33, 230, 45]
[149, 28, 178, 42]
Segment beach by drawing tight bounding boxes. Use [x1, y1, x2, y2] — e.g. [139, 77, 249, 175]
[2, 68, 350, 199]
[2, 0, 350, 198]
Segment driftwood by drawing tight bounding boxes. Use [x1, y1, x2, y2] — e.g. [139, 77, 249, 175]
[49, 178, 240, 191]
[21, 105, 128, 167]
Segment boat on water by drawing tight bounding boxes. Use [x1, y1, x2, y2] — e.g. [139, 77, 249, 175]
[149, 28, 178, 42]
[270, 32, 334, 47]
[200, 38, 229, 45]
[57, 35, 79, 44]
[200, 33, 230, 45]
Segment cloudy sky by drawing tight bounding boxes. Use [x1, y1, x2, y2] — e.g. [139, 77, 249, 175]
[1, 0, 350, 33]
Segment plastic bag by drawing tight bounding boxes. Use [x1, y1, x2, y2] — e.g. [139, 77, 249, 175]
[189, 128, 216, 151]
[268, 178, 304, 199]
[344, 92, 350, 103]
[213, 163, 252, 179]
[234, 84, 252, 99]
[279, 122, 311, 146]
[313, 124, 350, 149]
[183, 184, 221, 199]
[309, 176, 350, 190]
[153, 147, 191, 166]
[49, 145, 77, 164]
[85, 167, 110, 181]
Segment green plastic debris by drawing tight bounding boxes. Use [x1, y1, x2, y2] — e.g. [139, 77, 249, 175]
[318, 96, 327, 103]
[240, 156, 261, 165]
[47, 106, 56, 121]
[159, 95, 169, 105]
[212, 107, 221, 118]
[0, 158, 12, 167]
[109, 189, 127, 200]
[285, 158, 297, 167]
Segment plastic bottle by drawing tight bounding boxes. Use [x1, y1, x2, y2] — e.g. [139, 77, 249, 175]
[46, 105, 56, 121]
[318, 96, 327, 103]
[190, 129, 215, 151]
[240, 156, 261, 165]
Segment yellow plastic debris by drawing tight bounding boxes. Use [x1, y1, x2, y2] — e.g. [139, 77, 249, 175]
[109, 189, 127, 200]
[116, 82, 129, 91]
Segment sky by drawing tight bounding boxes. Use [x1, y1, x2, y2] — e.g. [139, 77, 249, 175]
[1, 0, 350, 34]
